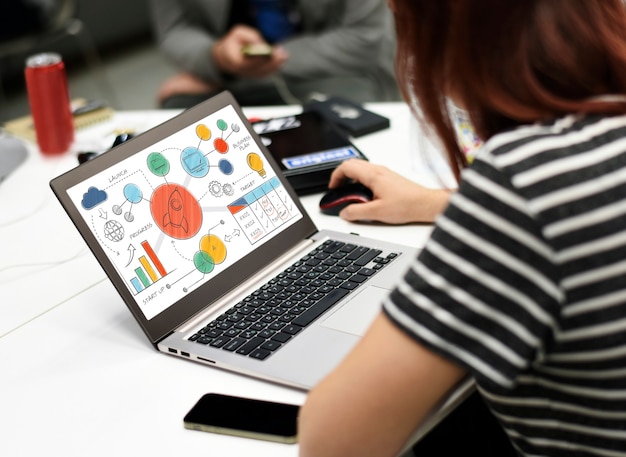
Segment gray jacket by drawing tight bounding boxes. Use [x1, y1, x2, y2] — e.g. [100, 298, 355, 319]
[149, 0, 398, 99]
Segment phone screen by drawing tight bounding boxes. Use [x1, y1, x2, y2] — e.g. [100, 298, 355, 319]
[183, 393, 300, 443]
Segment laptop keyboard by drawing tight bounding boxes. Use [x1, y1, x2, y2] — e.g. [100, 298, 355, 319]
[188, 239, 398, 360]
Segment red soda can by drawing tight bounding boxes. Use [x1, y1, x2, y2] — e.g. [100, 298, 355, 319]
[25, 53, 74, 155]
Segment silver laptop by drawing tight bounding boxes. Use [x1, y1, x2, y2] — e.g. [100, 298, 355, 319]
[50, 91, 418, 390]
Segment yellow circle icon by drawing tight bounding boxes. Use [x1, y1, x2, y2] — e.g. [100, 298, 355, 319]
[199, 234, 227, 264]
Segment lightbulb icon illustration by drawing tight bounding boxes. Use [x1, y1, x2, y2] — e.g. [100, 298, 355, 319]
[247, 152, 266, 177]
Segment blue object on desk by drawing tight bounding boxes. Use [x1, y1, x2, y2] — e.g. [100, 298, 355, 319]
[0, 136, 27, 183]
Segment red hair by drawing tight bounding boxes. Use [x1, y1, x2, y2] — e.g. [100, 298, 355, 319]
[392, 0, 626, 181]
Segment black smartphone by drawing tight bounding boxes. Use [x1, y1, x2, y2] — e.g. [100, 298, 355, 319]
[183, 393, 300, 444]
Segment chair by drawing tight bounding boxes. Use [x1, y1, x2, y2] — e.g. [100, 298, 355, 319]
[0, 0, 115, 105]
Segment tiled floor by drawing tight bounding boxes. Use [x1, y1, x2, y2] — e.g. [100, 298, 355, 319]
[1, 39, 178, 124]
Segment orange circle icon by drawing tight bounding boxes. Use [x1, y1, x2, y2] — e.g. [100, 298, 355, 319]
[150, 183, 202, 239]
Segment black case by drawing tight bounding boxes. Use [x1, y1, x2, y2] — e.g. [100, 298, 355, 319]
[251, 111, 368, 195]
[303, 97, 390, 138]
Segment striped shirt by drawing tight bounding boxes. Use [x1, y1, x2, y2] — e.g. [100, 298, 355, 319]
[384, 113, 626, 456]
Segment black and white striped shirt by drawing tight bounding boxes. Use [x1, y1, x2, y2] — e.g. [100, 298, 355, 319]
[384, 113, 626, 456]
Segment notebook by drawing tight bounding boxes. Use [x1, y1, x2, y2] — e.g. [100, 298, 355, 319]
[50, 91, 418, 390]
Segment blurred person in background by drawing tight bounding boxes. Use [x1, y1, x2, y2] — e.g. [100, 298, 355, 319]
[148, 0, 399, 108]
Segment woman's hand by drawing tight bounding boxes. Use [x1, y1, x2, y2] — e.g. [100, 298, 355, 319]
[328, 159, 452, 224]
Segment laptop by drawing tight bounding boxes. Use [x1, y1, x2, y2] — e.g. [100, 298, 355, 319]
[50, 91, 418, 390]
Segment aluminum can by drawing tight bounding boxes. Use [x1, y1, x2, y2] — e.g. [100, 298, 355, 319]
[24, 53, 74, 155]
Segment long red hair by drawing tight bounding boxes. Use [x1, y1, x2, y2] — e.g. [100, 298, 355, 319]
[392, 0, 626, 181]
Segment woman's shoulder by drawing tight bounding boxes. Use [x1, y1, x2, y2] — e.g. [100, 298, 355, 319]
[478, 113, 626, 165]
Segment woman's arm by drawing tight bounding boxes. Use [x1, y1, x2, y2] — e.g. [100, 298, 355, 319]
[298, 313, 467, 457]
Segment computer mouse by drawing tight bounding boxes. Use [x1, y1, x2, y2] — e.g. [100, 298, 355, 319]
[319, 182, 373, 216]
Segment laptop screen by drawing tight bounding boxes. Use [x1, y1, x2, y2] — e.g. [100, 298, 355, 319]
[52, 92, 317, 343]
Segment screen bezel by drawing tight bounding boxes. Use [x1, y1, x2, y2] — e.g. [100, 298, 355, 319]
[50, 91, 318, 344]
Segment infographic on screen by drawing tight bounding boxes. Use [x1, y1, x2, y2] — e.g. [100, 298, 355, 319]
[67, 105, 303, 320]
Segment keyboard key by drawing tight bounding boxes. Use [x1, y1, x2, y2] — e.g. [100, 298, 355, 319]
[279, 313, 296, 322]
[354, 249, 382, 266]
[239, 330, 258, 339]
[340, 243, 357, 253]
[272, 332, 292, 343]
[269, 322, 286, 331]
[282, 324, 303, 335]
[340, 281, 360, 290]
[346, 246, 369, 260]
[206, 329, 223, 338]
[209, 336, 230, 348]
[249, 349, 272, 360]
[292, 288, 350, 327]
[323, 241, 345, 252]
[350, 274, 368, 283]
[223, 337, 247, 352]
[236, 337, 265, 355]
[259, 329, 276, 338]
[261, 340, 282, 351]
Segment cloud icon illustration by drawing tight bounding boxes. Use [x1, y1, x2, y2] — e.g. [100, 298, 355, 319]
[81, 186, 107, 209]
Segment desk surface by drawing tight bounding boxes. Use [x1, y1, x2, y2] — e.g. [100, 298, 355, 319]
[0, 103, 461, 456]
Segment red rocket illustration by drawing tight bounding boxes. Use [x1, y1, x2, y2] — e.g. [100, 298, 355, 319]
[163, 186, 189, 233]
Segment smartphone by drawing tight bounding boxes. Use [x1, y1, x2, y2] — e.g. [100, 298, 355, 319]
[241, 43, 273, 57]
[183, 393, 299, 444]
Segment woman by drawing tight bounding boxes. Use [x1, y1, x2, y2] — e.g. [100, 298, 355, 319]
[298, 1, 626, 456]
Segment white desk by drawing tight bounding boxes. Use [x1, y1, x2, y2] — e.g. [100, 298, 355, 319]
[0, 103, 464, 456]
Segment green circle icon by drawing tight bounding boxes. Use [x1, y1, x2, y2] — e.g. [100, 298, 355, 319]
[216, 119, 228, 131]
[147, 152, 170, 177]
[194, 250, 215, 274]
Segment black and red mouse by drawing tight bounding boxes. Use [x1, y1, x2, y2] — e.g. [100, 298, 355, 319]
[319, 182, 374, 216]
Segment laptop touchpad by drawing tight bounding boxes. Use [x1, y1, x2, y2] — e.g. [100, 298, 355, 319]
[320, 286, 390, 336]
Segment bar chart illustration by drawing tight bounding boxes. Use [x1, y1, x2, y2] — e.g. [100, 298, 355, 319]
[129, 240, 168, 294]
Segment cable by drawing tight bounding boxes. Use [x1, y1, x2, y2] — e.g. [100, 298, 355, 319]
[271, 75, 302, 105]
